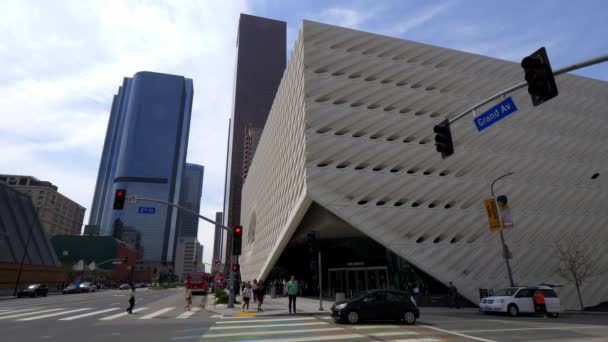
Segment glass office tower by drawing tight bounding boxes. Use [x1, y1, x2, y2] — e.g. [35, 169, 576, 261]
[91, 71, 193, 263]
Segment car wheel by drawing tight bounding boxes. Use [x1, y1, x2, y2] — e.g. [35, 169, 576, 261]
[507, 304, 519, 317]
[346, 311, 359, 324]
[17, 294, 22, 298]
[42, 292, 47, 297]
[547, 312, 559, 318]
[403, 311, 417, 325]
[32, 293, 37, 298]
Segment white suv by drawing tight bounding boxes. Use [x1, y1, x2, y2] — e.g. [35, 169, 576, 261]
[479, 286, 560, 317]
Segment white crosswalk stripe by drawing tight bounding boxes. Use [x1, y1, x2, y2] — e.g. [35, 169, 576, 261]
[176, 307, 201, 319]
[210, 321, 329, 330]
[203, 327, 345, 338]
[236, 334, 364, 342]
[99, 307, 148, 320]
[216, 316, 316, 324]
[18, 308, 91, 321]
[0, 308, 64, 320]
[0, 308, 40, 316]
[59, 308, 120, 320]
[139, 307, 175, 319]
[370, 331, 418, 337]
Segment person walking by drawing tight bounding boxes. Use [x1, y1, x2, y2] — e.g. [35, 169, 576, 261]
[533, 290, 547, 317]
[287, 275, 299, 315]
[251, 279, 258, 304]
[256, 280, 265, 312]
[242, 283, 252, 312]
[126, 286, 136, 314]
[184, 286, 193, 311]
[447, 282, 460, 309]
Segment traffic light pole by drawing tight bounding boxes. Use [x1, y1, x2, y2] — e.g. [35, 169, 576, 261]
[491, 172, 515, 287]
[447, 54, 608, 125]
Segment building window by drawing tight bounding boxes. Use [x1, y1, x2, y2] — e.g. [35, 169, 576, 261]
[19, 178, 27, 185]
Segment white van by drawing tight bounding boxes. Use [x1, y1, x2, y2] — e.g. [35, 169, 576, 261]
[479, 286, 560, 317]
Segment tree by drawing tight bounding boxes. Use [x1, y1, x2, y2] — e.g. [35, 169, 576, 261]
[553, 235, 600, 310]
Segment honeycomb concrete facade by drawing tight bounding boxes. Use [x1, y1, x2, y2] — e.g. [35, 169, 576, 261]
[240, 20, 608, 310]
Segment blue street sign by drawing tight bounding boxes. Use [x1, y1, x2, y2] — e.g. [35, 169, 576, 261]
[474, 97, 518, 132]
[138, 207, 156, 214]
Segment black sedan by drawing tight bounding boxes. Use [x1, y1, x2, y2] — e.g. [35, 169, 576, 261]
[17, 284, 48, 298]
[62, 284, 82, 294]
[331, 289, 420, 324]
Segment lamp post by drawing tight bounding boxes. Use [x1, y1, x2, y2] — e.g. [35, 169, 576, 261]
[491, 172, 515, 287]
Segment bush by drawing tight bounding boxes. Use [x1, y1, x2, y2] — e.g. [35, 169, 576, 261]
[214, 289, 239, 304]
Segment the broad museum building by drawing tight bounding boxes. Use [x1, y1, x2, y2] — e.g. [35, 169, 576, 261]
[239, 20, 608, 309]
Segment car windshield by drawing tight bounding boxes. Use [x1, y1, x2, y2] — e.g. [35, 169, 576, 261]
[493, 288, 519, 296]
[67, 285, 76, 289]
[27, 285, 38, 289]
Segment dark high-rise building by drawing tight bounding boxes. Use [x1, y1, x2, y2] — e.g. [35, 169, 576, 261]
[176, 163, 204, 238]
[222, 14, 286, 267]
[91, 71, 194, 263]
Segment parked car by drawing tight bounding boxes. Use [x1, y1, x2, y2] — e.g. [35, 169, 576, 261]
[331, 289, 420, 324]
[17, 284, 48, 298]
[479, 286, 560, 317]
[119, 283, 131, 290]
[79, 282, 97, 293]
[62, 284, 82, 294]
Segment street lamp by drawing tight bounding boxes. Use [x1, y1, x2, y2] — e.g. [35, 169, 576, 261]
[491, 172, 515, 287]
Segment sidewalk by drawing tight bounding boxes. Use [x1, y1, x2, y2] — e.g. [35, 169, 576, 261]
[206, 294, 335, 317]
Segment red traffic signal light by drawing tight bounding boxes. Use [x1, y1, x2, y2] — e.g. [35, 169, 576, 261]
[113, 189, 126, 210]
[521, 47, 558, 106]
[231, 263, 240, 272]
[233, 225, 243, 256]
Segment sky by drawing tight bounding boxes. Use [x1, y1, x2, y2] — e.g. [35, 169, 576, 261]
[1, 0, 606, 266]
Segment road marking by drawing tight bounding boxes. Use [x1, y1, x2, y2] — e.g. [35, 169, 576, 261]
[203, 327, 345, 338]
[370, 331, 418, 337]
[59, 308, 120, 320]
[456, 326, 605, 333]
[231, 334, 365, 342]
[0, 308, 39, 315]
[217, 317, 316, 324]
[422, 325, 497, 342]
[18, 308, 91, 321]
[0, 308, 64, 320]
[352, 325, 403, 329]
[140, 307, 175, 319]
[99, 307, 148, 320]
[389, 339, 442, 342]
[210, 321, 330, 330]
[176, 307, 201, 319]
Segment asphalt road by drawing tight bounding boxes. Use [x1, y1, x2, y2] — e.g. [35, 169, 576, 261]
[1, 289, 607, 342]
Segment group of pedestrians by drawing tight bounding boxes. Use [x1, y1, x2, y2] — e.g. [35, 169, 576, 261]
[241, 279, 266, 312]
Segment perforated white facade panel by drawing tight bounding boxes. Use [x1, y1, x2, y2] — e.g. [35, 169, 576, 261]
[240, 20, 608, 309]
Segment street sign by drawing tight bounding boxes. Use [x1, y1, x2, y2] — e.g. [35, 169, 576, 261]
[138, 207, 156, 214]
[474, 97, 518, 132]
[484, 198, 500, 232]
[127, 195, 138, 204]
[73, 259, 84, 271]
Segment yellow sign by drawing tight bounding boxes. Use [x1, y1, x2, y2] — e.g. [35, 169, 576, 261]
[484, 198, 500, 232]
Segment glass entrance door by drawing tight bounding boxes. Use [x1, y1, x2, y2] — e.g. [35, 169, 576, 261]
[328, 266, 389, 298]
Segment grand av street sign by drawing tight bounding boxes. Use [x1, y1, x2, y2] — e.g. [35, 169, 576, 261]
[474, 97, 518, 132]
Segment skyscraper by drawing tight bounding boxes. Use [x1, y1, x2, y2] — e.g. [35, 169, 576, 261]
[222, 14, 286, 268]
[91, 71, 193, 264]
[176, 163, 204, 238]
[212, 211, 223, 265]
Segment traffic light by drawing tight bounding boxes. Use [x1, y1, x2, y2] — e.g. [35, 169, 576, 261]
[231, 263, 240, 272]
[232, 225, 243, 255]
[521, 47, 558, 106]
[113, 189, 126, 210]
[433, 119, 454, 159]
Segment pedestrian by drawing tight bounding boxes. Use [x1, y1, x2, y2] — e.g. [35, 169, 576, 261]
[287, 275, 299, 315]
[256, 280, 265, 312]
[447, 281, 460, 309]
[413, 284, 420, 297]
[242, 283, 252, 312]
[126, 286, 136, 314]
[533, 290, 547, 317]
[252, 279, 258, 303]
[185, 286, 193, 311]
[282, 278, 288, 296]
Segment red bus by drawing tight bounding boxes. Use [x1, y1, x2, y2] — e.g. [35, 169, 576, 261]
[185, 272, 212, 295]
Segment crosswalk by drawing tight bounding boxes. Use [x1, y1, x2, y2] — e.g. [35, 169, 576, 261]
[0, 305, 206, 322]
[197, 315, 457, 342]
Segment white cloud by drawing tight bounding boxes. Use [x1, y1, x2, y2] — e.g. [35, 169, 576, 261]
[0, 0, 249, 264]
[387, 2, 453, 36]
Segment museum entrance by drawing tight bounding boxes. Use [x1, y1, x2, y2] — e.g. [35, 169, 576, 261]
[328, 266, 389, 299]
